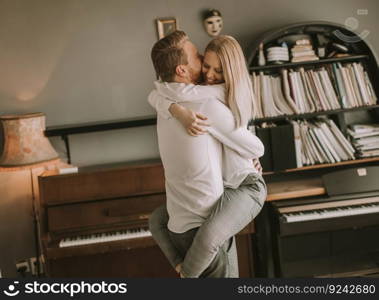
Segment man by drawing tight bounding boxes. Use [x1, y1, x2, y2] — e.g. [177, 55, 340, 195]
[148, 31, 263, 277]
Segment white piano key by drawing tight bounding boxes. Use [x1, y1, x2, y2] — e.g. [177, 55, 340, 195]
[59, 228, 152, 248]
[283, 203, 379, 223]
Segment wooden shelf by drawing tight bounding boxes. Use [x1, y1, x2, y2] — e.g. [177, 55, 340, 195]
[250, 104, 379, 124]
[262, 157, 379, 175]
[249, 54, 369, 72]
[45, 115, 157, 137]
[44, 115, 157, 164]
[266, 177, 325, 201]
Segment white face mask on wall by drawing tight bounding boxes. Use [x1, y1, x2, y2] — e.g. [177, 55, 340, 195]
[204, 15, 223, 37]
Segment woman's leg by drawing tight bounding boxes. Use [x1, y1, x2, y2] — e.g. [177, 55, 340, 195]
[169, 228, 232, 278]
[149, 206, 233, 277]
[180, 173, 267, 278]
[148, 204, 183, 269]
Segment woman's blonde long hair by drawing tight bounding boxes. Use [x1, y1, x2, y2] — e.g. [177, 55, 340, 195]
[205, 35, 254, 128]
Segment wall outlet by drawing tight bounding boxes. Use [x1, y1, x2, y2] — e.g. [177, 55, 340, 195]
[15, 260, 30, 276]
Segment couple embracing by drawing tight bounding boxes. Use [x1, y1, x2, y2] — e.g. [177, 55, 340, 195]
[148, 31, 267, 278]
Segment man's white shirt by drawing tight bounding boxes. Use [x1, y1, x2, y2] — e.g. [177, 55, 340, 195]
[148, 81, 264, 233]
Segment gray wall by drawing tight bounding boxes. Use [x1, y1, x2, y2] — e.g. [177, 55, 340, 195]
[0, 0, 378, 278]
[0, 0, 378, 166]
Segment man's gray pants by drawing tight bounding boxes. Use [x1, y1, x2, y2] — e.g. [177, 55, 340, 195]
[149, 173, 267, 278]
[168, 225, 239, 278]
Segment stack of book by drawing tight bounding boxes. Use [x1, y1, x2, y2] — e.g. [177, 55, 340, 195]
[291, 39, 319, 62]
[252, 117, 356, 171]
[329, 62, 377, 109]
[348, 124, 379, 158]
[250, 62, 377, 119]
[267, 46, 289, 64]
[291, 117, 356, 167]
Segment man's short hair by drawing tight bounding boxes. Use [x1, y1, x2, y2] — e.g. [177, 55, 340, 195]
[151, 30, 188, 82]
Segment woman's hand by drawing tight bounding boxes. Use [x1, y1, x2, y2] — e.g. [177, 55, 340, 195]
[253, 158, 263, 174]
[169, 103, 210, 136]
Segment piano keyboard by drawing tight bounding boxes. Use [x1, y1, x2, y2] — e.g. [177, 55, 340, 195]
[282, 202, 379, 223]
[59, 228, 152, 248]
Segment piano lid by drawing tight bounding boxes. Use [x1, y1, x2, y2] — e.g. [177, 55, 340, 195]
[322, 166, 379, 196]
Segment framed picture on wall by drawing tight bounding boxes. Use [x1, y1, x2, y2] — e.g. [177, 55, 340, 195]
[156, 18, 177, 39]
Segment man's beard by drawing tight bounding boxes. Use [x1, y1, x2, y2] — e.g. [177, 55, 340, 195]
[188, 67, 203, 84]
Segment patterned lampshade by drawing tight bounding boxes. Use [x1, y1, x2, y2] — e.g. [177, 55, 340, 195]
[0, 113, 58, 166]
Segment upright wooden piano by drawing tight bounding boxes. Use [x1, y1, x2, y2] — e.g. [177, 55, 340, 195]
[37, 160, 255, 277]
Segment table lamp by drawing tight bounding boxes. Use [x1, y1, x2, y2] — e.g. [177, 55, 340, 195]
[0, 112, 58, 167]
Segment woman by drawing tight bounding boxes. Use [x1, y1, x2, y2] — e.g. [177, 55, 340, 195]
[149, 35, 267, 278]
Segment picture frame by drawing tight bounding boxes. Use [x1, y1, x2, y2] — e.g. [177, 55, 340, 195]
[156, 18, 177, 39]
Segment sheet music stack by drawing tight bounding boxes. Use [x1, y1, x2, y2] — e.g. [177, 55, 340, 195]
[348, 124, 379, 158]
[291, 117, 356, 167]
[267, 45, 289, 64]
[253, 117, 356, 171]
[250, 62, 377, 119]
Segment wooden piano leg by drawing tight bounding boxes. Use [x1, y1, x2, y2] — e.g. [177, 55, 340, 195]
[236, 234, 255, 278]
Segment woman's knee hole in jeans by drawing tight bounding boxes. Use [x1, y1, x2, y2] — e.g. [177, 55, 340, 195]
[250, 188, 266, 219]
[247, 182, 266, 203]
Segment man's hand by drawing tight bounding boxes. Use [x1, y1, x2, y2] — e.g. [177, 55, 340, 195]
[169, 103, 210, 136]
[175, 263, 186, 278]
[175, 263, 182, 273]
[253, 158, 263, 174]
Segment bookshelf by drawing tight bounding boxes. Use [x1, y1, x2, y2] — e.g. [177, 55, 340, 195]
[249, 21, 379, 279]
[251, 104, 379, 124]
[262, 156, 379, 175]
[249, 54, 369, 72]
[248, 21, 379, 174]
